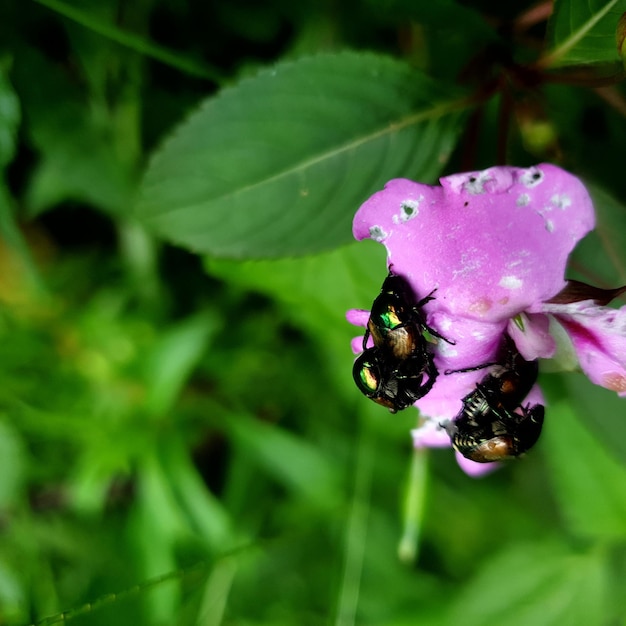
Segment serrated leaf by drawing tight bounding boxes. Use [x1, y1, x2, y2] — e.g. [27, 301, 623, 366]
[446, 541, 609, 626]
[541, 377, 626, 540]
[136, 52, 466, 259]
[544, 0, 626, 67]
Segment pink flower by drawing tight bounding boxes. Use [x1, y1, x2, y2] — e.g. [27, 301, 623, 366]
[348, 164, 625, 475]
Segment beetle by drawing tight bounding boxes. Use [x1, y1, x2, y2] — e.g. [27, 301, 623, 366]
[363, 271, 452, 359]
[443, 336, 544, 462]
[352, 347, 438, 414]
[446, 401, 544, 463]
[353, 269, 451, 413]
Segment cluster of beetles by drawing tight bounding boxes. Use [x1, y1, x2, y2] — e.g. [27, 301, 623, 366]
[352, 269, 545, 463]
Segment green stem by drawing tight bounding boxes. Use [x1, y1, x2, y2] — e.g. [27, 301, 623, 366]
[34, 0, 225, 83]
[335, 407, 374, 626]
[398, 446, 429, 565]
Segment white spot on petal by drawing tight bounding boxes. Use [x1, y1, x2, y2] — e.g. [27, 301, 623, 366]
[464, 172, 492, 194]
[517, 193, 530, 206]
[499, 275, 523, 290]
[438, 342, 457, 358]
[411, 420, 449, 448]
[551, 193, 571, 209]
[438, 316, 453, 331]
[452, 252, 481, 279]
[369, 225, 388, 242]
[398, 197, 421, 222]
[521, 167, 544, 188]
[545, 220, 554, 232]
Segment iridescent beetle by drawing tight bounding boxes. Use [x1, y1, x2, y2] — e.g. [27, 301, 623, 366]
[363, 271, 449, 360]
[353, 348, 437, 413]
[443, 336, 544, 462]
[353, 269, 452, 413]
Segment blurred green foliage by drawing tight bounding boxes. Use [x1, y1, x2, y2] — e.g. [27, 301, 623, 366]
[1, 0, 626, 624]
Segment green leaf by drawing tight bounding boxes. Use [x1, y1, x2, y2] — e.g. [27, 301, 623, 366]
[129, 452, 184, 622]
[588, 185, 626, 282]
[206, 241, 385, 329]
[205, 241, 387, 402]
[541, 376, 626, 540]
[136, 52, 466, 259]
[163, 438, 235, 549]
[557, 372, 626, 467]
[0, 64, 20, 169]
[13, 48, 134, 216]
[570, 185, 626, 284]
[0, 183, 44, 292]
[34, 0, 223, 82]
[372, 0, 493, 34]
[446, 541, 609, 626]
[142, 312, 220, 418]
[544, 0, 626, 67]
[224, 411, 342, 507]
[0, 420, 25, 509]
[0, 558, 24, 622]
[0, 68, 39, 288]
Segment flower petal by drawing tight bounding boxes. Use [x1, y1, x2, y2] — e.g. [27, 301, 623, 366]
[346, 308, 370, 327]
[411, 420, 451, 448]
[415, 315, 506, 419]
[411, 421, 500, 478]
[544, 301, 626, 395]
[350, 335, 364, 354]
[507, 313, 556, 360]
[352, 164, 595, 323]
[455, 452, 500, 477]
